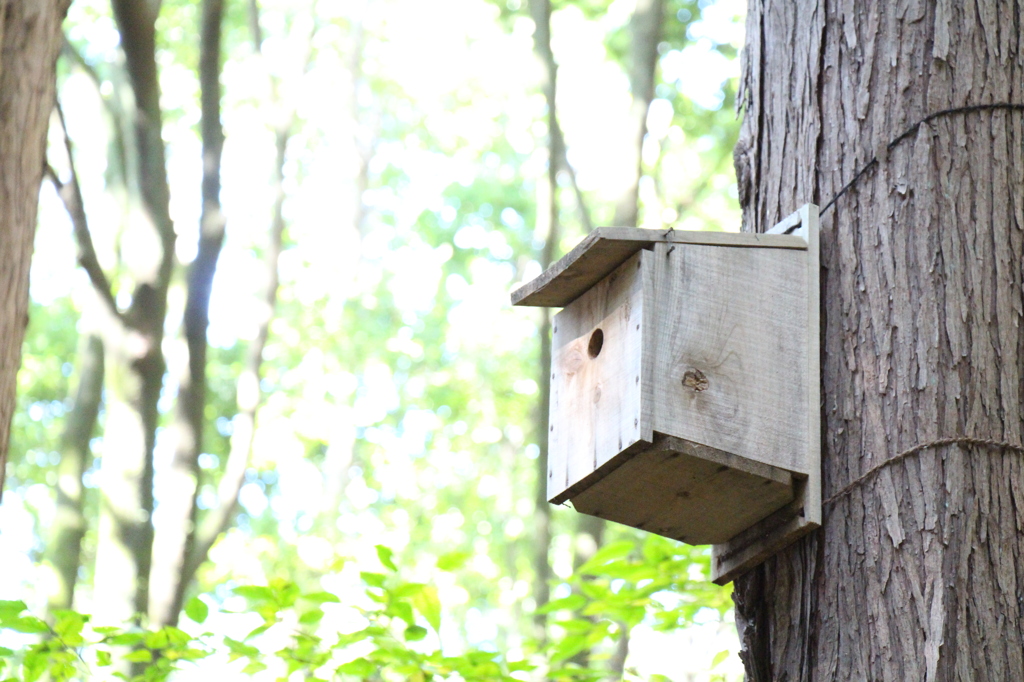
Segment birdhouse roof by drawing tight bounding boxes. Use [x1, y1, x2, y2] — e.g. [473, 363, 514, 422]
[511, 226, 807, 308]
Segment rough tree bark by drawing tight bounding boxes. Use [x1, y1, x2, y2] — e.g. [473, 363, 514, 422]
[0, 0, 70, 503]
[731, 3, 1024, 680]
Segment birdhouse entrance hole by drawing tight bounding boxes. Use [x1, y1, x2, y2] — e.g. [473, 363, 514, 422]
[587, 329, 604, 358]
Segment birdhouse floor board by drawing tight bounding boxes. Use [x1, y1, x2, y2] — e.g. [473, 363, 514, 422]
[569, 434, 796, 545]
[511, 227, 807, 308]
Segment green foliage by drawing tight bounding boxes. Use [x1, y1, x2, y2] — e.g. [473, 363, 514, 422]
[0, 575, 542, 681]
[0, 535, 733, 680]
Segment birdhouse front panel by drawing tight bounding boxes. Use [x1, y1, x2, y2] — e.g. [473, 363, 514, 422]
[547, 250, 653, 503]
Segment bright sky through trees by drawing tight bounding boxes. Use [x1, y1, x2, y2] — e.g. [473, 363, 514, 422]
[1, 0, 746, 679]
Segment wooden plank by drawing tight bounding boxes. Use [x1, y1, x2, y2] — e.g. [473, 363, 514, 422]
[512, 227, 808, 308]
[711, 203, 822, 583]
[650, 240, 810, 474]
[570, 435, 795, 545]
[548, 250, 652, 503]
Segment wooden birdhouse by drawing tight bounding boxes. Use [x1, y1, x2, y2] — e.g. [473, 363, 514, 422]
[512, 205, 821, 584]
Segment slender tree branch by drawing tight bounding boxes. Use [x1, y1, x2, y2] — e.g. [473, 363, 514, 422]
[182, 0, 308, 590]
[61, 37, 131, 192]
[46, 103, 121, 320]
[558, 144, 594, 234]
[185, 125, 288, 586]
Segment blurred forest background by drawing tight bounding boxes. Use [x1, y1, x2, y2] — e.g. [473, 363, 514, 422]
[0, 0, 746, 679]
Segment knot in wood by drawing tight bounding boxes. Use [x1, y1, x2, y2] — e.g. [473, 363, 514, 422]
[682, 369, 709, 392]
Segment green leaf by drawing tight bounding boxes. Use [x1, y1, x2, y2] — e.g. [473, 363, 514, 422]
[123, 650, 152, 663]
[163, 626, 192, 646]
[0, 601, 26, 619]
[233, 586, 275, 602]
[4, 617, 49, 634]
[144, 628, 169, 650]
[104, 632, 144, 647]
[298, 608, 324, 625]
[536, 594, 587, 614]
[404, 625, 428, 642]
[436, 550, 471, 571]
[96, 650, 112, 667]
[711, 649, 730, 668]
[411, 586, 441, 632]
[241, 661, 267, 674]
[301, 591, 341, 605]
[392, 583, 426, 600]
[576, 541, 635, 575]
[223, 636, 260, 658]
[376, 545, 398, 571]
[244, 623, 271, 640]
[361, 572, 387, 588]
[184, 597, 209, 624]
[337, 658, 374, 676]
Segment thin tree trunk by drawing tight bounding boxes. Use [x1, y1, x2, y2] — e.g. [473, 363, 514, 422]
[93, 0, 175, 626]
[528, 0, 558, 646]
[182, 121, 288, 594]
[46, 331, 103, 613]
[44, 101, 113, 614]
[176, 0, 292, 598]
[0, 0, 69, 503]
[731, 3, 1024, 680]
[149, 0, 226, 627]
[611, 0, 664, 228]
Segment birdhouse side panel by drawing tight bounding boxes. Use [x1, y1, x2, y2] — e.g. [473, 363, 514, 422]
[547, 250, 653, 503]
[650, 242, 811, 474]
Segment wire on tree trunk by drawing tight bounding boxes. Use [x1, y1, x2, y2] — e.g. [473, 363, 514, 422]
[824, 436, 1024, 510]
[819, 103, 1024, 216]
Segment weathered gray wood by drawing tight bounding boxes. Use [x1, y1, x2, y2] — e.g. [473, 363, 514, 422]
[512, 227, 807, 308]
[649, 240, 809, 474]
[548, 250, 653, 502]
[572, 435, 795, 545]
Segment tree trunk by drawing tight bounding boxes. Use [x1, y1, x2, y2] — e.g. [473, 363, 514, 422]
[93, 0, 175, 626]
[46, 331, 103, 613]
[611, 0, 664, 228]
[176, 0, 291, 600]
[527, 0, 559, 646]
[149, 0, 226, 627]
[0, 0, 69, 503]
[732, 3, 1024, 680]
